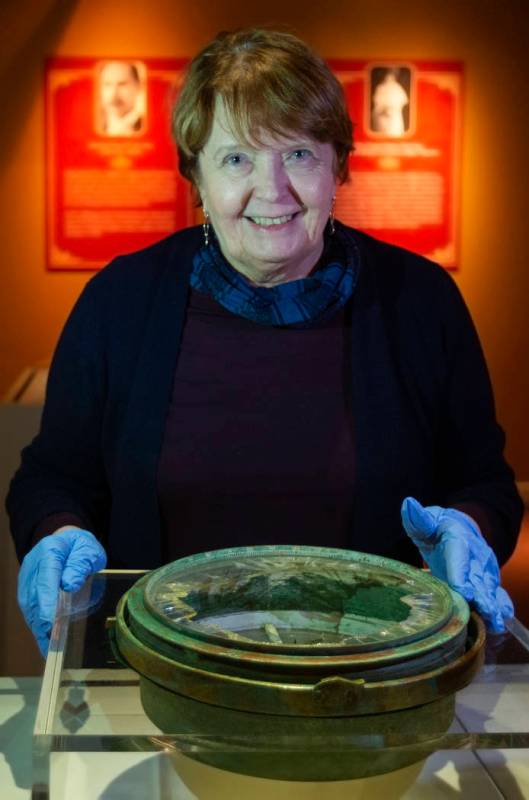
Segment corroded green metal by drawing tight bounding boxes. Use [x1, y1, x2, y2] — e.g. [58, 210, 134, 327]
[139, 677, 457, 781]
[115, 599, 484, 716]
[112, 546, 486, 780]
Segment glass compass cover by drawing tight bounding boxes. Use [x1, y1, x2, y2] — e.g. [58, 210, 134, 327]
[143, 545, 457, 653]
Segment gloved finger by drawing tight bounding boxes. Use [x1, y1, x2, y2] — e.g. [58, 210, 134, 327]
[475, 555, 508, 622]
[438, 531, 474, 601]
[37, 639, 50, 658]
[18, 540, 66, 635]
[481, 566, 500, 610]
[482, 606, 507, 634]
[61, 535, 106, 592]
[481, 547, 501, 582]
[34, 550, 65, 630]
[468, 568, 502, 629]
[496, 586, 514, 619]
[35, 620, 52, 658]
[401, 497, 438, 543]
[17, 556, 37, 629]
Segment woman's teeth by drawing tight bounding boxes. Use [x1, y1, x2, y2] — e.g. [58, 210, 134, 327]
[248, 214, 294, 226]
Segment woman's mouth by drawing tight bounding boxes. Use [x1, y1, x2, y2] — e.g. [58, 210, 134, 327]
[244, 212, 299, 229]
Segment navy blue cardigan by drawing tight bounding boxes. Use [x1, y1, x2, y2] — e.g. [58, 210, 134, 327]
[7, 223, 523, 568]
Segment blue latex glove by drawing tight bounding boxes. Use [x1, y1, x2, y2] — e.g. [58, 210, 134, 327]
[17, 528, 107, 657]
[401, 497, 514, 633]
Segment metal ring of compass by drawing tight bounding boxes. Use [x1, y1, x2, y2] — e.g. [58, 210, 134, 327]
[113, 545, 485, 715]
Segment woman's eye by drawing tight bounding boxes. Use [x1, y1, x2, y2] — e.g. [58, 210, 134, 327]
[289, 148, 313, 162]
[223, 153, 248, 167]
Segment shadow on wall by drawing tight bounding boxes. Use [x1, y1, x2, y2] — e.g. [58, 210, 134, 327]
[501, 510, 529, 627]
[0, 404, 44, 676]
[0, 0, 78, 171]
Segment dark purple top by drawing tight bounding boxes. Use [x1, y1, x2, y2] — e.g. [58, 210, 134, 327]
[21, 225, 520, 571]
[157, 288, 355, 562]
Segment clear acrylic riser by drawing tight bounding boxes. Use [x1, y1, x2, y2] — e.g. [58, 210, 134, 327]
[31, 571, 529, 799]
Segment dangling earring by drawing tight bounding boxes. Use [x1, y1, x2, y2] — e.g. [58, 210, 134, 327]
[202, 208, 210, 247]
[329, 196, 336, 235]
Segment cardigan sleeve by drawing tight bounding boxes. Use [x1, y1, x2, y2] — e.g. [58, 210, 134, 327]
[6, 275, 111, 562]
[432, 270, 523, 565]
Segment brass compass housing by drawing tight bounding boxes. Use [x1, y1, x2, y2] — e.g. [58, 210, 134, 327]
[114, 545, 485, 781]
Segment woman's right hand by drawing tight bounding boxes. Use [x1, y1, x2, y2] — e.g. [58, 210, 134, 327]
[17, 527, 107, 656]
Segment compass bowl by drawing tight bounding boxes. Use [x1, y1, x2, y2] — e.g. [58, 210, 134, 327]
[113, 545, 486, 780]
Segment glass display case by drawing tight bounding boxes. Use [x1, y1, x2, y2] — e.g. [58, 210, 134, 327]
[32, 570, 529, 800]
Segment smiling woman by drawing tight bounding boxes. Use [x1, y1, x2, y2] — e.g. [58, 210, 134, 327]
[195, 98, 337, 285]
[172, 28, 353, 286]
[7, 28, 523, 657]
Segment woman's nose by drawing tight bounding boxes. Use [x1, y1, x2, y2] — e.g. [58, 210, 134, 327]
[253, 157, 290, 201]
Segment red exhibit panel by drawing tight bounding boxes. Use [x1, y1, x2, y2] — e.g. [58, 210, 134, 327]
[45, 57, 193, 270]
[45, 57, 462, 271]
[331, 60, 463, 268]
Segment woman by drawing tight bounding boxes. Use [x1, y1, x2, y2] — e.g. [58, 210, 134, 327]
[7, 29, 523, 655]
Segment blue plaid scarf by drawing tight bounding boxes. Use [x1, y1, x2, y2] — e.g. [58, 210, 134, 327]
[190, 224, 359, 327]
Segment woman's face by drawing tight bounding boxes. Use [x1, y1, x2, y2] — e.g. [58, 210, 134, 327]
[196, 98, 338, 286]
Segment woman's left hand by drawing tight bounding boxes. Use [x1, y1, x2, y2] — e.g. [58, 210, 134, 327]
[401, 496, 514, 632]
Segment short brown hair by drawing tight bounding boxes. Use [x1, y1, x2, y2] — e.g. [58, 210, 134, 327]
[172, 28, 353, 189]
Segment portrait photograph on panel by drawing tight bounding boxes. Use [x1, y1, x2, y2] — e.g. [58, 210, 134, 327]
[368, 65, 413, 137]
[95, 60, 147, 136]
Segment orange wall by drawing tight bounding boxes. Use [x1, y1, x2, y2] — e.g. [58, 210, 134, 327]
[1, 0, 528, 478]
